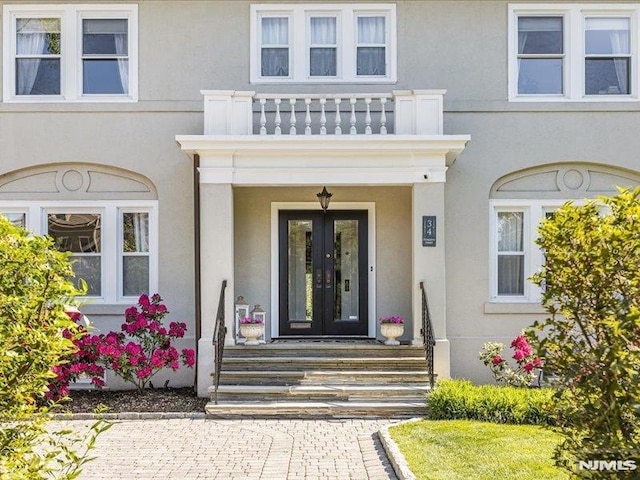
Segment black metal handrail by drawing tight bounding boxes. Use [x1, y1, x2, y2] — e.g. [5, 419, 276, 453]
[212, 279, 227, 405]
[419, 281, 436, 389]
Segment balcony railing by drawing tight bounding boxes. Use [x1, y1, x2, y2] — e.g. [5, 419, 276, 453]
[201, 90, 446, 137]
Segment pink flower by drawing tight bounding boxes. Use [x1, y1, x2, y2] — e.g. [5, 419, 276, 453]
[170, 360, 180, 370]
[138, 294, 150, 307]
[491, 355, 503, 365]
[157, 304, 168, 313]
[523, 362, 534, 372]
[513, 349, 525, 361]
[510, 334, 530, 351]
[533, 358, 542, 368]
[125, 306, 138, 317]
[158, 327, 167, 336]
[182, 348, 195, 367]
[136, 367, 152, 379]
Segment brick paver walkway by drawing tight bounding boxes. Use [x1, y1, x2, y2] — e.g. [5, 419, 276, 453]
[62, 418, 399, 479]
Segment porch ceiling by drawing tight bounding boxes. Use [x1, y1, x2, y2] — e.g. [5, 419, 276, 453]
[175, 134, 470, 186]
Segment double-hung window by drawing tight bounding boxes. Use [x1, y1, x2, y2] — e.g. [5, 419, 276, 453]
[0, 202, 156, 303]
[3, 4, 138, 102]
[251, 4, 396, 83]
[509, 4, 638, 101]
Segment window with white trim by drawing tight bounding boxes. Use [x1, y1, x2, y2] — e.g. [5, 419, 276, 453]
[2, 4, 138, 102]
[251, 4, 396, 83]
[509, 4, 638, 101]
[0, 202, 156, 303]
[490, 201, 566, 302]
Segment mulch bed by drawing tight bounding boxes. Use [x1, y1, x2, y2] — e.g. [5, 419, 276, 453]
[60, 387, 208, 414]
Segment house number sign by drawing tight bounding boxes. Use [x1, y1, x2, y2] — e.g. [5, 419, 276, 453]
[422, 216, 436, 247]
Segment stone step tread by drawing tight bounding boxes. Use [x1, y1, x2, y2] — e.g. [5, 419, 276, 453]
[213, 384, 430, 394]
[223, 357, 425, 363]
[219, 370, 429, 377]
[226, 343, 423, 350]
[205, 400, 426, 417]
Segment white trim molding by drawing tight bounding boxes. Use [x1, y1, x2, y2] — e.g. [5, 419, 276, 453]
[3, 3, 138, 103]
[176, 135, 470, 186]
[250, 3, 397, 84]
[269, 202, 376, 339]
[508, 3, 639, 102]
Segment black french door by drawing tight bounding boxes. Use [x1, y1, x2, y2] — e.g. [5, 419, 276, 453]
[278, 210, 368, 336]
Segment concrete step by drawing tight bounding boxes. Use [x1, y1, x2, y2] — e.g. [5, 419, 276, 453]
[205, 400, 427, 418]
[224, 343, 425, 358]
[221, 356, 426, 371]
[213, 384, 430, 402]
[218, 370, 430, 386]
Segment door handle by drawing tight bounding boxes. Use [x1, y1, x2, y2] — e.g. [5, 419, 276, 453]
[325, 269, 332, 288]
[316, 268, 323, 288]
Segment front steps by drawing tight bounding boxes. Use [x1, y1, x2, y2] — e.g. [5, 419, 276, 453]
[205, 342, 430, 418]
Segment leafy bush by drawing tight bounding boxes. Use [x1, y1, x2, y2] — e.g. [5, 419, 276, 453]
[0, 215, 108, 478]
[530, 187, 640, 475]
[428, 379, 555, 425]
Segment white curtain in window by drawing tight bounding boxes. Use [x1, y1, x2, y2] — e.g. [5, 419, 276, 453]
[16, 19, 47, 95]
[261, 17, 289, 76]
[497, 212, 524, 295]
[587, 18, 629, 94]
[114, 34, 129, 94]
[131, 212, 149, 252]
[310, 17, 336, 76]
[357, 17, 386, 75]
[358, 17, 385, 44]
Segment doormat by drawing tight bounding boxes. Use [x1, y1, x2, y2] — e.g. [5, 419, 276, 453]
[271, 338, 381, 344]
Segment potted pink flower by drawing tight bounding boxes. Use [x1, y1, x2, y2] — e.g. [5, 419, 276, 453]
[239, 316, 264, 345]
[379, 315, 405, 345]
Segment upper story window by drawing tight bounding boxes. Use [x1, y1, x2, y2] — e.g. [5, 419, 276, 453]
[251, 4, 396, 83]
[509, 4, 638, 101]
[3, 4, 138, 102]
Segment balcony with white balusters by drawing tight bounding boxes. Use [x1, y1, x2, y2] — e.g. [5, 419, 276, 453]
[176, 89, 470, 186]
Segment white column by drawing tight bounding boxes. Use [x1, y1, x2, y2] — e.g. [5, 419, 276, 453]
[411, 182, 450, 379]
[197, 181, 235, 397]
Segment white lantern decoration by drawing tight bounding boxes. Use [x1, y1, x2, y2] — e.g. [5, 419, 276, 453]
[235, 296, 249, 343]
[250, 304, 267, 343]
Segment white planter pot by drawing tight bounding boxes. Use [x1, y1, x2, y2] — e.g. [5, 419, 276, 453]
[239, 323, 264, 346]
[380, 323, 404, 346]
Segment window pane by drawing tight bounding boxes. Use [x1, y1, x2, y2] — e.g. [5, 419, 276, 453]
[71, 255, 101, 296]
[83, 59, 128, 94]
[261, 48, 289, 76]
[123, 212, 149, 253]
[123, 256, 149, 297]
[16, 58, 60, 95]
[498, 255, 525, 295]
[357, 47, 385, 75]
[334, 220, 359, 322]
[288, 220, 313, 322]
[1, 213, 26, 228]
[586, 58, 629, 95]
[518, 17, 563, 54]
[83, 19, 128, 55]
[586, 18, 629, 55]
[48, 214, 101, 253]
[17, 18, 60, 55]
[310, 48, 337, 76]
[358, 17, 385, 44]
[497, 212, 523, 252]
[262, 17, 288, 44]
[311, 17, 336, 44]
[518, 58, 562, 94]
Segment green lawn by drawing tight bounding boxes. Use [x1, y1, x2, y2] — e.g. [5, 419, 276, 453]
[389, 419, 570, 480]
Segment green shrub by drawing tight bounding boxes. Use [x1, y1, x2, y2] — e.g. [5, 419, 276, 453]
[428, 379, 555, 425]
[0, 215, 108, 479]
[530, 187, 640, 476]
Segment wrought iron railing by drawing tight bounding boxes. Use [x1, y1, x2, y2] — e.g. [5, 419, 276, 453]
[419, 281, 436, 389]
[212, 279, 227, 405]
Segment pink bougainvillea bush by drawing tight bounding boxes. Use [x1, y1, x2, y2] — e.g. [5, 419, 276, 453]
[98, 293, 195, 392]
[479, 333, 542, 387]
[47, 294, 196, 398]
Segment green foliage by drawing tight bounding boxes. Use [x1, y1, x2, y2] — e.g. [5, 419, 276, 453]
[0, 215, 109, 479]
[428, 379, 554, 425]
[530, 187, 640, 477]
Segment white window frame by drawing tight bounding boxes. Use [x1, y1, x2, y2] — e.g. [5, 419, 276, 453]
[250, 4, 396, 84]
[509, 3, 639, 102]
[490, 200, 570, 302]
[3, 3, 138, 103]
[0, 201, 157, 304]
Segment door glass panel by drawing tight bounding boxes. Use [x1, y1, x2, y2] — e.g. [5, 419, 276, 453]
[334, 220, 359, 322]
[288, 220, 313, 322]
